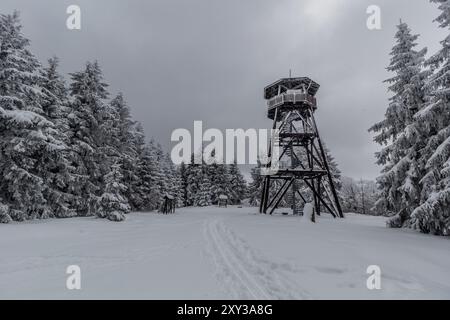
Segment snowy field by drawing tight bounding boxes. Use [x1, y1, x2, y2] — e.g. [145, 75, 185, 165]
[0, 207, 449, 300]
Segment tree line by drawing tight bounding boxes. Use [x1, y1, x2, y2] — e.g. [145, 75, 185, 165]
[0, 12, 248, 224]
[179, 152, 248, 207]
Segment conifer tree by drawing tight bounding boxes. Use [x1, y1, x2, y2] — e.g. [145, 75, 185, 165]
[68, 61, 110, 216]
[98, 163, 130, 221]
[179, 162, 189, 207]
[324, 146, 343, 192]
[370, 21, 428, 221]
[133, 132, 159, 211]
[110, 93, 141, 209]
[0, 12, 64, 221]
[248, 161, 264, 206]
[39, 57, 77, 218]
[153, 142, 169, 206]
[173, 168, 185, 208]
[131, 123, 151, 210]
[186, 153, 202, 206]
[411, 1, 450, 235]
[194, 170, 212, 207]
[228, 160, 247, 205]
[0, 201, 12, 224]
[209, 162, 230, 204]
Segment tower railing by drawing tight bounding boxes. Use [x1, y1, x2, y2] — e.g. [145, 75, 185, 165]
[267, 93, 317, 110]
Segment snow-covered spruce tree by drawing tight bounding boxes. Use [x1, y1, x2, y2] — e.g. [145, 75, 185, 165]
[159, 151, 183, 208]
[166, 156, 185, 208]
[248, 160, 264, 206]
[153, 142, 171, 207]
[98, 163, 130, 221]
[207, 151, 230, 204]
[100, 97, 134, 216]
[411, 1, 450, 236]
[185, 153, 202, 206]
[0, 12, 65, 221]
[324, 146, 343, 192]
[40, 57, 71, 136]
[369, 21, 428, 222]
[132, 139, 183, 211]
[213, 163, 231, 203]
[173, 167, 185, 208]
[39, 57, 77, 218]
[179, 162, 189, 207]
[68, 61, 111, 216]
[139, 139, 165, 210]
[130, 123, 151, 210]
[110, 93, 141, 210]
[86, 94, 132, 221]
[0, 200, 12, 224]
[133, 131, 160, 211]
[194, 168, 212, 207]
[228, 160, 247, 205]
[163, 153, 176, 199]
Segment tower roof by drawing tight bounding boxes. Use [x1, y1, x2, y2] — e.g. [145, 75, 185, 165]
[264, 77, 320, 100]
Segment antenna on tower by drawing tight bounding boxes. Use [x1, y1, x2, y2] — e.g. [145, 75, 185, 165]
[289, 69, 292, 78]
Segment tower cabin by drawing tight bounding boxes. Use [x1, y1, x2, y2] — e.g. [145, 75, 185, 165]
[265, 77, 319, 120]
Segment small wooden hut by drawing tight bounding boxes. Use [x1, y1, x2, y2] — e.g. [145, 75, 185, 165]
[160, 194, 175, 214]
[218, 195, 228, 208]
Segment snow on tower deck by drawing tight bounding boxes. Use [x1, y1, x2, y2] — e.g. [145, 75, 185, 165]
[264, 77, 320, 120]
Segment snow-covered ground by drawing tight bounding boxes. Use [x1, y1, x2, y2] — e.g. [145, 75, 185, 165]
[0, 207, 449, 300]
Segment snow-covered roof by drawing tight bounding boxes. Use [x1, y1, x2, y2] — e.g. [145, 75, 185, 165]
[219, 195, 228, 200]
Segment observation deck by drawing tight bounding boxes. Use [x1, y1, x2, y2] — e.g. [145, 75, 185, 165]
[264, 77, 320, 120]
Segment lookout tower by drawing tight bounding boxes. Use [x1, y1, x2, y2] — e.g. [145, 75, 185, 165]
[259, 77, 344, 218]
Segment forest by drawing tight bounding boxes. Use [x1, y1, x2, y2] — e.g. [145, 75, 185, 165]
[1, 1, 449, 237]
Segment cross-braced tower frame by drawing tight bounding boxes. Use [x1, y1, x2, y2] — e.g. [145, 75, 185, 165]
[259, 77, 344, 218]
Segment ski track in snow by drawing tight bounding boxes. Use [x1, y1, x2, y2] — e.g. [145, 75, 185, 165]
[204, 218, 310, 300]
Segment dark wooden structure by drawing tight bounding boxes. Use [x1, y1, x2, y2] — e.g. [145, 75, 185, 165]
[160, 194, 176, 214]
[218, 195, 228, 208]
[259, 77, 344, 218]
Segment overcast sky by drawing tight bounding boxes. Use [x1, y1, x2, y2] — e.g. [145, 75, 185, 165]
[0, 0, 446, 180]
